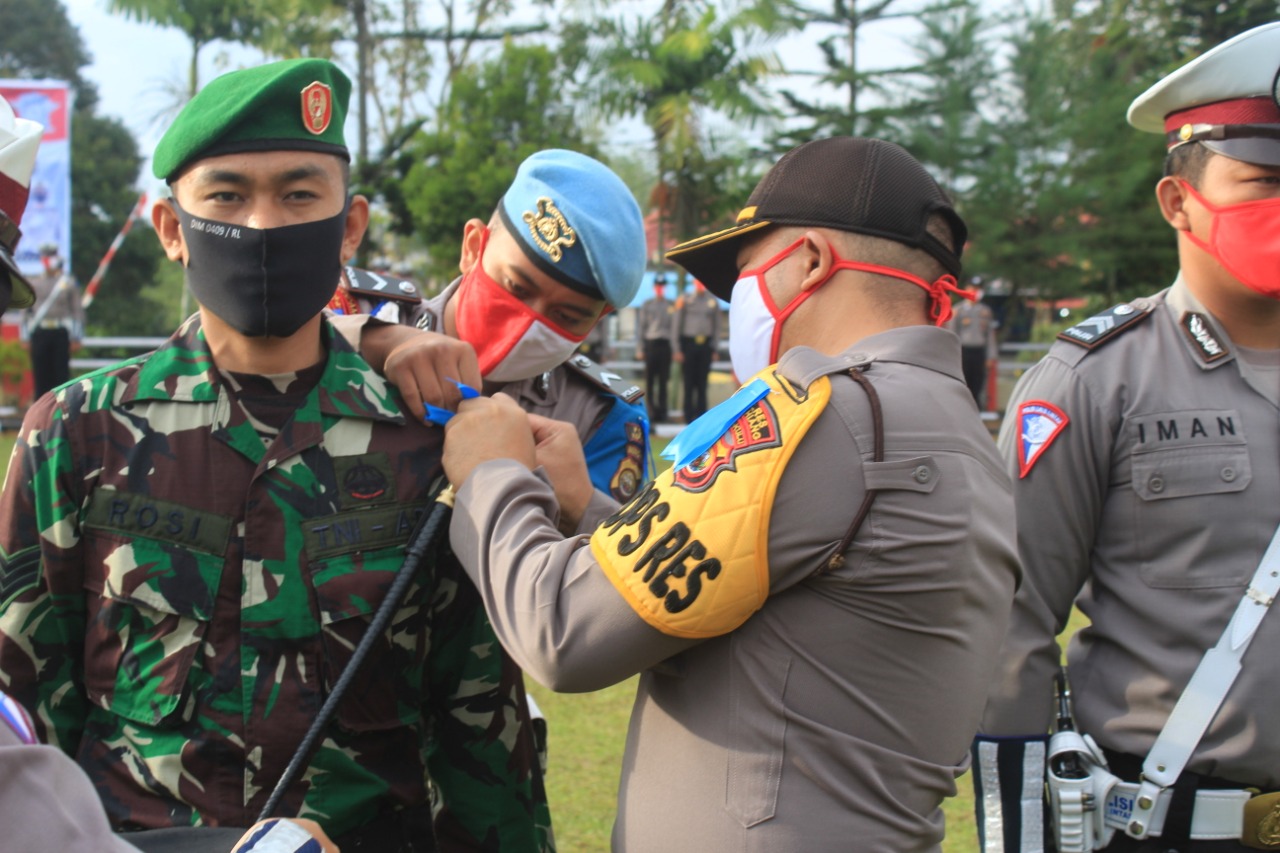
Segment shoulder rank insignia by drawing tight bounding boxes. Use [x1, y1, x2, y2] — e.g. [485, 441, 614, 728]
[344, 267, 422, 303]
[565, 353, 643, 403]
[0, 690, 36, 744]
[1016, 400, 1068, 478]
[1179, 311, 1231, 364]
[1057, 302, 1153, 350]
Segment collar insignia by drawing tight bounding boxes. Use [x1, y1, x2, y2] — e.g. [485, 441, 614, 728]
[1180, 312, 1230, 363]
[1016, 400, 1069, 479]
[300, 81, 333, 136]
[522, 197, 577, 262]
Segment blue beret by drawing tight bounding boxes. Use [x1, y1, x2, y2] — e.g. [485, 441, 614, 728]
[498, 150, 646, 310]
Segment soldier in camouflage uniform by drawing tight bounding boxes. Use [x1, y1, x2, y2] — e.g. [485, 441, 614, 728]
[0, 60, 550, 852]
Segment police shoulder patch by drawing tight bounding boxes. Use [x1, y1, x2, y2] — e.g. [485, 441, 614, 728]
[588, 372, 831, 639]
[343, 267, 422, 304]
[0, 691, 37, 744]
[564, 353, 644, 403]
[1057, 302, 1153, 350]
[1016, 400, 1069, 478]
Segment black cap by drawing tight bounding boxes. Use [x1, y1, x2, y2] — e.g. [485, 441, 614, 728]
[665, 137, 966, 300]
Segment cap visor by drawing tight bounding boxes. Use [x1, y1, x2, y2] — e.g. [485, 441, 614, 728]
[1202, 137, 1280, 168]
[0, 247, 35, 309]
[665, 219, 772, 300]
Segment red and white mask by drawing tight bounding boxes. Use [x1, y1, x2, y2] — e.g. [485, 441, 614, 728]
[454, 228, 591, 383]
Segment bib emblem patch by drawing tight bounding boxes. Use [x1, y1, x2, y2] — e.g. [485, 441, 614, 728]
[300, 81, 333, 135]
[673, 399, 781, 493]
[1017, 400, 1069, 478]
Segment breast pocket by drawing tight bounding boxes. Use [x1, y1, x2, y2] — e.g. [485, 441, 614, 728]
[310, 544, 431, 732]
[1130, 426, 1253, 588]
[82, 531, 223, 727]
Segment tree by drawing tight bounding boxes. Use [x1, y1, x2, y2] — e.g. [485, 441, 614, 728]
[882, 0, 994, 190]
[394, 41, 603, 285]
[106, 0, 275, 98]
[1, 0, 169, 337]
[583, 0, 784, 278]
[0, 0, 100, 111]
[771, 0, 968, 144]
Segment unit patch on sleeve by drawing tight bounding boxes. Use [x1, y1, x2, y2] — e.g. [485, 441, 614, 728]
[1016, 400, 1069, 478]
[588, 371, 831, 639]
[673, 398, 782, 493]
[1058, 302, 1153, 350]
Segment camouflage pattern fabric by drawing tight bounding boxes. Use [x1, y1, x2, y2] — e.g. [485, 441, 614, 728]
[0, 315, 552, 851]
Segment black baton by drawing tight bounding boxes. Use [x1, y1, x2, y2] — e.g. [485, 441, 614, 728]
[258, 483, 456, 821]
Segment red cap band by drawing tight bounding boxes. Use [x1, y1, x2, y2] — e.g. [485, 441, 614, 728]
[1164, 96, 1280, 135]
[0, 174, 29, 226]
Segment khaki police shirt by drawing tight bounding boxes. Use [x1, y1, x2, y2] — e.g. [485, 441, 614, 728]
[674, 291, 721, 344]
[637, 296, 676, 342]
[947, 299, 997, 355]
[449, 327, 1019, 852]
[24, 269, 85, 339]
[981, 278, 1280, 788]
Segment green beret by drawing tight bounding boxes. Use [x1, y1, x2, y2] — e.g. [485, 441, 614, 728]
[153, 58, 351, 181]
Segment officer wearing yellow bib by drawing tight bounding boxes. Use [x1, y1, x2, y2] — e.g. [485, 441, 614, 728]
[440, 137, 1020, 852]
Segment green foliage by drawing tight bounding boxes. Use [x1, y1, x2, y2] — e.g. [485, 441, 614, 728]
[583, 0, 784, 277]
[0, 0, 171, 336]
[0, 0, 99, 111]
[393, 41, 601, 284]
[70, 115, 172, 337]
[0, 339, 30, 406]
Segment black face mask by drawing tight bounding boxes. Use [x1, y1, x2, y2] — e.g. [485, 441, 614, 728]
[173, 201, 349, 338]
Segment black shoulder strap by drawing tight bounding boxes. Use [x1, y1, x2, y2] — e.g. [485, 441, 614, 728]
[1057, 302, 1154, 350]
[563, 353, 644, 403]
[343, 267, 422, 304]
[822, 366, 883, 573]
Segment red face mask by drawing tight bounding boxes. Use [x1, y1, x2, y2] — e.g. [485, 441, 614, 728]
[728, 237, 975, 380]
[1180, 180, 1280, 300]
[454, 228, 589, 382]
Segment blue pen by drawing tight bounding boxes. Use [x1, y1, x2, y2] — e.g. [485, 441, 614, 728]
[423, 379, 481, 425]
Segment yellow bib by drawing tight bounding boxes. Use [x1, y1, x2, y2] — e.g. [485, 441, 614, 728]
[590, 370, 832, 638]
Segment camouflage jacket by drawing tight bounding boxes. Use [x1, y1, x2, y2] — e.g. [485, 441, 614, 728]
[0, 315, 551, 850]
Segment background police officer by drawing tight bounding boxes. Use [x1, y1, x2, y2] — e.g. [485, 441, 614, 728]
[974, 22, 1280, 853]
[672, 278, 720, 421]
[945, 283, 997, 405]
[635, 273, 675, 423]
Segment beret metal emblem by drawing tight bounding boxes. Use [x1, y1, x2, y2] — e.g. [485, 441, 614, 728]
[301, 81, 333, 136]
[522, 197, 577, 262]
[1179, 123, 1194, 141]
